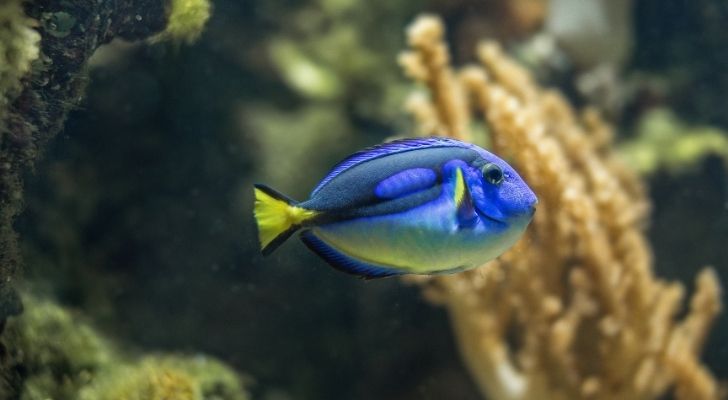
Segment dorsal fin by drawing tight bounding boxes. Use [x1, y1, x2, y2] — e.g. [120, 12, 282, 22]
[311, 137, 475, 196]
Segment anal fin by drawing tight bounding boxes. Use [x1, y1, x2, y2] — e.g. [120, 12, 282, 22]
[299, 230, 401, 280]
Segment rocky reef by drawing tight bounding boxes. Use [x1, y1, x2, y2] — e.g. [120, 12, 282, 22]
[0, 1, 254, 398]
[0, 0, 211, 321]
[2, 293, 248, 399]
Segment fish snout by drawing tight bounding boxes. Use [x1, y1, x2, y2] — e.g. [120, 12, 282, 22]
[527, 195, 538, 217]
[514, 189, 538, 220]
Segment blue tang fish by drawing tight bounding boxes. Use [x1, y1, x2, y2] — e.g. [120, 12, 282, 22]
[253, 137, 537, 279]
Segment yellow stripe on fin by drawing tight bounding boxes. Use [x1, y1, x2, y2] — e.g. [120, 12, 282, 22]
[453, 167, 466, 206]
[253, 184, 318, 255]
[453, 167, 477, 226]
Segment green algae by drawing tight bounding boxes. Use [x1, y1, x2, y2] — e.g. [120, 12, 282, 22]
[269, 39, 345, 100]
[620, 108, 728, 175]
[78, 356, 248, 400]
[264, 0, 414, 119]
[157, 0, 212, 44]
[0, 0, 40, 104]
[2, 294, 249, 400]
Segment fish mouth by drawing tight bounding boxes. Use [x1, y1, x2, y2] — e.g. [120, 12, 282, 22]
[474, 207, 507, 226]
[474, 205, 537, 226]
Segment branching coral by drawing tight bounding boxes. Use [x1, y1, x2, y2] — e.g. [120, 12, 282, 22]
[400, 15, 723, 400]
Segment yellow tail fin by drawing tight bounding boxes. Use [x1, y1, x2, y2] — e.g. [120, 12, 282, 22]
[253, 184, 318, 255]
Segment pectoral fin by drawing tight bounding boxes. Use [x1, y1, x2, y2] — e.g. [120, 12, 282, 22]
[454, 168, 478, 228]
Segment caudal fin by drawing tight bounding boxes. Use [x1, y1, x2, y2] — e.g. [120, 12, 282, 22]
[253, 184, 318, 255]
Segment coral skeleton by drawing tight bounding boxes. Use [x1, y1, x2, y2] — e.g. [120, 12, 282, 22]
[399, 15, 723, 400]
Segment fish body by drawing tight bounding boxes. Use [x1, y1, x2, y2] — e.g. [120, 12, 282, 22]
[253, 137, 537, 279]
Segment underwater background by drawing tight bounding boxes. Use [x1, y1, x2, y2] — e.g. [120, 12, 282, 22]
[0, 0, 727, 399]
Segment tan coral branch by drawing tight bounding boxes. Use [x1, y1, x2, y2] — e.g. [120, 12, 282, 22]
[399, 15, 469, 140]
[400, 14, 723, 400]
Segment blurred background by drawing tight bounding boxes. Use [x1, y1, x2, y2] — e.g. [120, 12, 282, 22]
[14, 0, 727, 399]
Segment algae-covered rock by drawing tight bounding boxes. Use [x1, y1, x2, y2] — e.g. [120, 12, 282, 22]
[79, 356, 248, 400]
[0, 0, 40, 108]
[156, 0, 212, 43]
[2, 294, 249, 400]
[0, 0, 41, 321]
[2, 295, 112, 399]
[0, 0, 213, 325]
[7, 296, 113, 372]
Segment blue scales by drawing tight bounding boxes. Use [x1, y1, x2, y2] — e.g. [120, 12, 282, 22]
[253, 137, 537, 279]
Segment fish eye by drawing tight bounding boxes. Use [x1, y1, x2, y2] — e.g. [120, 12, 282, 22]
[481, 163, 504, 185]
